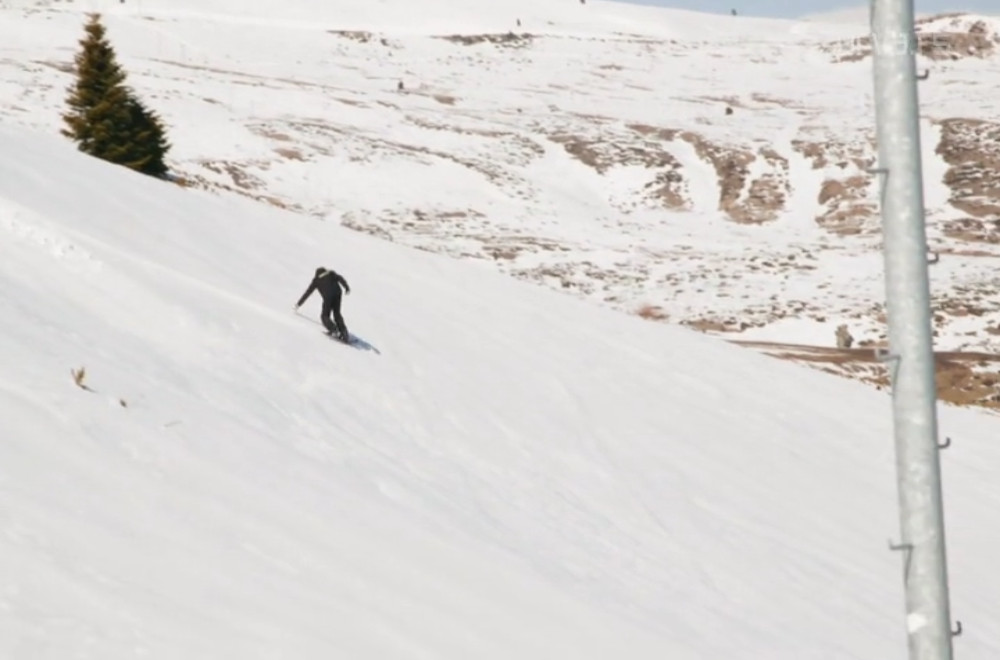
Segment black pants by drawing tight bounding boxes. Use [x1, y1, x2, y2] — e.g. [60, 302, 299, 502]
[321, 293, 349, 339]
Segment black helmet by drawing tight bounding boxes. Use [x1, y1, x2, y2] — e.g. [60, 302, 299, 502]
[315, 267, 327, 278]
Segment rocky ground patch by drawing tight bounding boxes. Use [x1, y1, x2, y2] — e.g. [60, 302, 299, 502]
[730, 340, 1000, 412]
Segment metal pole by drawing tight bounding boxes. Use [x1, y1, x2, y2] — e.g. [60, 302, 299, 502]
[869, 1, 955, 659]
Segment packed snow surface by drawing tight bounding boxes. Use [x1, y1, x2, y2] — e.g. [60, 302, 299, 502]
[3, 116, 1000, 659]
[3, 0, 1000, 657]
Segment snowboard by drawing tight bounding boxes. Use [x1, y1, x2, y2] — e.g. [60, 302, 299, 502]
[326, 330, 358, 347]
[319, 326, 379, 354]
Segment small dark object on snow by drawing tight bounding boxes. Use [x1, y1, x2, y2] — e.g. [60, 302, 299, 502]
[725, 106, 733, 115]
[296, 266, 351, 340]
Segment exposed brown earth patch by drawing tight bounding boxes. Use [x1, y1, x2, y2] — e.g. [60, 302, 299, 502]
[549, 132, 688, 209]
[329, 30, 375, 43]
[815, 175, 875, 235]
[730, 340, 1000, 411]
[942, 217, 1000, 243]
[198, 159, 269, 192]
[915, 15, 1000, 59]
[749, 93, 802, 109]
[682, 317, 763, 333]
[936, 118, 1000, 218]
[251, 127, 293, 142]
[568, 112, 618, 124]
[937, 245, 1000, 257]
[825, 15, 999, 62]
[439, 33, 535, 48]
[569, 124, 789, 221]
[934, 290, 1000, 326]
[745, 148, 789, 223]
[687, 137, 755, 221]
[793, 139, 876, 234]
[636, 304, 669, 320]
[404, 116, 511, 139]
[791, 139, 829, 168]
[676, 131, 788, 223]
[273, 147, 306, 161]
[176, 163, 299, 212]
[629, 124, 792, 221]
[627, 124, 681, 141]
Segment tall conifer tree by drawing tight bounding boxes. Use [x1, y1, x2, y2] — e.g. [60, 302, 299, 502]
[63, 13, 171, 177]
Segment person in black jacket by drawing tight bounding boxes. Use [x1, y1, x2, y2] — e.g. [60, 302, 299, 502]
[295, 267, 351, 340]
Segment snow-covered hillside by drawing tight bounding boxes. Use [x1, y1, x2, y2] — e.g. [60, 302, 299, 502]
[4, 0, 1000, 408]
[4, 105, 1000, 656]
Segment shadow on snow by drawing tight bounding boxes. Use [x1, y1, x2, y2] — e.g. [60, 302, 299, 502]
[295, 311, 381, 355]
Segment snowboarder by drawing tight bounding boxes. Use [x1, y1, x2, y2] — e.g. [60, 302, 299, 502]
[295, 266, 351, 340]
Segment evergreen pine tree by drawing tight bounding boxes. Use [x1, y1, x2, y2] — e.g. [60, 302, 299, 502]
[121, 95, 171, 177]
[62, 13, 171, 178]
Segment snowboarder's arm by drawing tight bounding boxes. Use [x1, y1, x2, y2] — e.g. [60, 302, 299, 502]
[296, 279, 318, 307]
[336, 273, 350, 294]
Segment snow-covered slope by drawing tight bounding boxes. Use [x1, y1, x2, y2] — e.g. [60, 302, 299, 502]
[5, 0, 1000, 409]
[4, 118, 1000, 655]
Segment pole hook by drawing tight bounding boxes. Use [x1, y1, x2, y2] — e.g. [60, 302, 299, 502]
[917, 69, 930, 80]
[888, 540, 914, 577]
[952, 620, 963, 637]
[888, 539, 912, 551]
[938, 436, 951, 450]
[866, 166, 890, 207]
[875, 348, 901, 384]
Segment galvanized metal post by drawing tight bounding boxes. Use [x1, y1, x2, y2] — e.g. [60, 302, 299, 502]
[869, 1, 955, 659]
